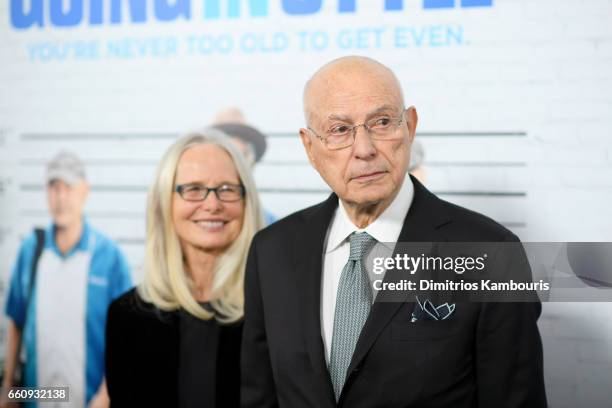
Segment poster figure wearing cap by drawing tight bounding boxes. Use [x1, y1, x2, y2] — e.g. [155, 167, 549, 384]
[210, 108, 277, 225]
[2, 151, 133, 408]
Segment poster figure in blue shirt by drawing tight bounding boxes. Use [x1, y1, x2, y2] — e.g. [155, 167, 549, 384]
[2, 151, 133, 408]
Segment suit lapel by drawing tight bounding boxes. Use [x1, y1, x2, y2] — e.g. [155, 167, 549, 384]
[344, 176, 452, 386]
[291, 176, 453, 404]
[293, 193, 338, 402]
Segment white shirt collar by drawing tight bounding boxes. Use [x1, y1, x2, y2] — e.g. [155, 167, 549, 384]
[326, 174, 414, 253]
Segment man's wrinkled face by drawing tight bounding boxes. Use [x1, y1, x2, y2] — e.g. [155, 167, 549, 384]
[47, 179, 89, 228]
[300, 66, 417, 209]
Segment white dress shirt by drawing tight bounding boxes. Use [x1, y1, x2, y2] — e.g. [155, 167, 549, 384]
[320, 175, 415, 364]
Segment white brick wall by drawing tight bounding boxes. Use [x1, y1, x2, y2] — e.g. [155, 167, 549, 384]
[1, 1, 611, 406]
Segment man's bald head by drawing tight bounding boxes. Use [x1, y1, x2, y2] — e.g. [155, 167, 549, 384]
[298, 56, 418, 226]
[303, 56, 405, 126]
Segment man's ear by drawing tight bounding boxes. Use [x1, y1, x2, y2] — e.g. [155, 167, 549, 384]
[299, 128, 317, 167]
[405, 106, 418, 144]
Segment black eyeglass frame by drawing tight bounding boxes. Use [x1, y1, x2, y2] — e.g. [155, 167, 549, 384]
[174, 183, 246, 202]
[307, 110, 407, 151]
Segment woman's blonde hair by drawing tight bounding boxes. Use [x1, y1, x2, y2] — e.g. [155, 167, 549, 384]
[138, 128, 265, 323]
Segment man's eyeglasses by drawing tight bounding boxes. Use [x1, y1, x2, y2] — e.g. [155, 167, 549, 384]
[175, 183, 245, 202]
[308, 112, 406, 150]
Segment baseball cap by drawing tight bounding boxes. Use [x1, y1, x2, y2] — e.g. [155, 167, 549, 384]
[46, 151, 86, 185]
[210, 107, 268, 163]
[211, 123, 268, 163]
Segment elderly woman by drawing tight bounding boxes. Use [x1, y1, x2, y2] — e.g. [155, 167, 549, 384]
[105, 130, 264, 407]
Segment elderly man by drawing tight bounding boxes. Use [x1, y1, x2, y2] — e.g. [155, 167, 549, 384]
[2, 152, 133, 408]
[241, 57, 546, 407]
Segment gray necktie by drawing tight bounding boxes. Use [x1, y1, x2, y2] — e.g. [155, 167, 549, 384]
[328, 231, 377, 401]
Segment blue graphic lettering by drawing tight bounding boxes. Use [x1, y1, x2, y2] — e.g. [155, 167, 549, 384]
[338, 0, 354, 12]
[186, 33, 234, 54]
[394, 25, 463, 47]
[296, 30, 328, 50]
[461, 0, 492, 7]
[447, 25, 462, 43]
[10, 0, 44, 29]
[340, 1, 406, 13]
[423, 0, 493, 8]
[9, 0, 493, 30]
[240, 32, 288, 53]
[423, 0, 454, 9]
[106, 36, 178, 58]
[89, 0, 104, 24]
[50, 0, 83, 26]
[228, 0, 240, 17]
[27, 40, 101, 62]
[337, 27, 385, 49]
[204, 0, 268, 19]
[282, 0, 322, 15]
[385, 0, 402, 11]
[111, 0, 147, 24]
[155, 0, 190, 21]
[429, 25, 444, 46]
[204, 0, 220, 18]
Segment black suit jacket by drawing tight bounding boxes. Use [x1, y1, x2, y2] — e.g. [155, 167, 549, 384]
[241, 175, 547, 408]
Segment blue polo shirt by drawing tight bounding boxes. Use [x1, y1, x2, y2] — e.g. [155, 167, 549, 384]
[5, 220, 133, 406]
